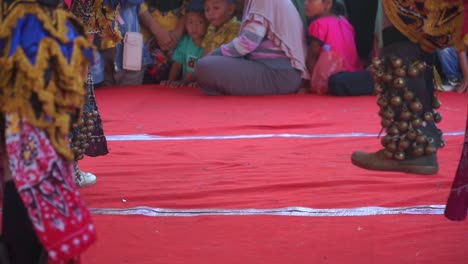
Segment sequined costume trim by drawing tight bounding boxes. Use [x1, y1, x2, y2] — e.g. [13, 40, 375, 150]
[87, 0, 122, 49]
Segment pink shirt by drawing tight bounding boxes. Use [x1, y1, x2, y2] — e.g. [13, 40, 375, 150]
[308, 16, 363, 72]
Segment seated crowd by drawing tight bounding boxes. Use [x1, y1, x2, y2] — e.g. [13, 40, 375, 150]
[93, 0, 468, 95]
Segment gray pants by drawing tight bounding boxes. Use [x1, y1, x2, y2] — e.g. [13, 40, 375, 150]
[193, 56, 302, 96]
[114, 69, 145, 86]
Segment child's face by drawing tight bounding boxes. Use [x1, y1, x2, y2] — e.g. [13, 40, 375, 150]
[304, 0, 328, 17]
[204, 0, 236, 28]
[185, 12, 208, 40]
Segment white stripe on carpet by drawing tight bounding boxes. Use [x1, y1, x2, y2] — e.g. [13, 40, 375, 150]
[106, 131, 464, 142]
[90, 205, 447, 217]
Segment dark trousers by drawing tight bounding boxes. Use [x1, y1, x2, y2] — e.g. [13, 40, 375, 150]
[2, 181, 44, 264]
[344, 0, 379, 62]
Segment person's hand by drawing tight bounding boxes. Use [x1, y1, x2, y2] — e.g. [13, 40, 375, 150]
[168, 31, 183, 49]
[161, 31, 179, 50]
[458, 78, 468, 93]
[156, 29, 176, 51]
[140, 11, 176, 51]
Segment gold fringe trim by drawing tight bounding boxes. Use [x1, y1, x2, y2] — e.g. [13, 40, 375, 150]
[86, 0, 122, 49]
[0, 3, 94, 160]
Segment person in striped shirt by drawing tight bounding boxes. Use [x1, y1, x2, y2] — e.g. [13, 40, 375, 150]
[192, 0, 308, 95]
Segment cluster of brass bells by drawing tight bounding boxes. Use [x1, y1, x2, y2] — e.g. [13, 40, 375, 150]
[71, 110, 99, 160]
[370, 56, 444, 161]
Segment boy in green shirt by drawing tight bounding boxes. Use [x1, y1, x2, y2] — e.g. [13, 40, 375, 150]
[163, 0, 208, 87]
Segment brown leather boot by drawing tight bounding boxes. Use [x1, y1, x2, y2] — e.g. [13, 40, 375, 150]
[351, 149, 439, 175]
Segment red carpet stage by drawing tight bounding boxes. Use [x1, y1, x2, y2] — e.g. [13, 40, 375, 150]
[75, 86, 466, 264]
[81, 86, 468, 264]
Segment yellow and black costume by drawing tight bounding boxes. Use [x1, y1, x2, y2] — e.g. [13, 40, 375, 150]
[0, 0, 93, 160]
[0, 1, 96, 263]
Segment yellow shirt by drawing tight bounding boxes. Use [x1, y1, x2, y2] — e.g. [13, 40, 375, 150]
[202, 17, 240, 53]
[140, 1, 186, 43]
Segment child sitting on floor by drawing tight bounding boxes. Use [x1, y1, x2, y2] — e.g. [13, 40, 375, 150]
[139, 0, 187, 84]
[201, 0, 240, 56]
[304, 0, 362, 94]
[162, 0, 208, 87]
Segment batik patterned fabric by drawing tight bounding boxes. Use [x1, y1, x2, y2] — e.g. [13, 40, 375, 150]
[3, 113, 96, 263]
[0, 2, 96, 263]
[69, 0, 94, 26]
[73, 0, 122, 49]
[382, 0, 465, 52]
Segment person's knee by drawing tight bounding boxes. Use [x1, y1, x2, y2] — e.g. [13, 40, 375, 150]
[193, 57, 219, 84]
[193, 57, 215, 79]
[193, 57, 224, 94]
